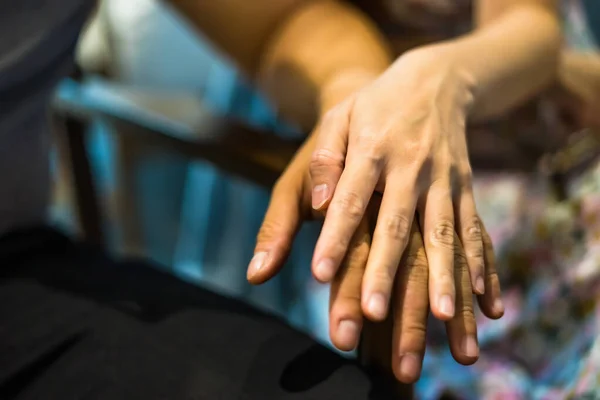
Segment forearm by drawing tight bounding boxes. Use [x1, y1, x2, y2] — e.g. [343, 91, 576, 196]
[257, 1, 392, 130]
[427, 3, 561, 121]
[167, 0, 392, 131]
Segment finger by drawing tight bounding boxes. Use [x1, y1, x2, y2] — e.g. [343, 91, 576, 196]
[420, 180, 456, 321]
[391, 221, 429, 383]
[454, 183, 485, 295]
[445, 232, 479, 365]
[248, 179, 303, 285]
[329, 216, 371, 351]
[476, 225, 504, 319]
[362, 173, 418, 321]
[310, 98, 354, 211]
[312, 158, 381, 283]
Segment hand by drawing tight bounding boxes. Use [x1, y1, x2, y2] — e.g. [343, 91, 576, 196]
[308, 48, 504, 323]
[247, 133, 501, 383]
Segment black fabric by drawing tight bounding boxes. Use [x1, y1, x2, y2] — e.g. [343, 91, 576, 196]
[0, 227, 391, 400]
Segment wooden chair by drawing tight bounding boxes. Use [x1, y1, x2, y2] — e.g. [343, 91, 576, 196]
[52, 76, 415, 399]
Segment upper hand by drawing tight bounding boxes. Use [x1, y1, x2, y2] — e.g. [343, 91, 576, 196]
[308, 47, 504, 322]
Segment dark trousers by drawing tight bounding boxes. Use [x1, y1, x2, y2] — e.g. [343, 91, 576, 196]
[0, 227, 379, 400]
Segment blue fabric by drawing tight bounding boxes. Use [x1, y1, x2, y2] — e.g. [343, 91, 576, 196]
[52, 13, 332, 347]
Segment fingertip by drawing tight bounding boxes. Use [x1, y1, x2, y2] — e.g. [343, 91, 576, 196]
[330, 319, 361, 352]
[313, 258, 337, 282]
[246, 249, 286, 285]
[393, 353, 422, 384]
[432, 294, 455, 321]
[246, 252, 268, 282]
[473, 276, 485, 296]
[487, 297, 505, 319]
[312, 183, 331, 211]
[361, 292, 388, 322]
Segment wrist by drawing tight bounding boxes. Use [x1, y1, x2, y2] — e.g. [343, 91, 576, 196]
[395, 45, 477, 116]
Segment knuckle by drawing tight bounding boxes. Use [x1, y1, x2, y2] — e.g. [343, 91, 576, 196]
[355, 129, 387, 164]
[404, 246, 429, 274]
[466, 247, 485, 265]
[333, 191, 367, 220]
[405, 257, 429, 284]
[400, 319, 428, 337]
[371, 263, 396, 284]
[463, 216, 482, 242]
[458, 166, 473, 185]
[380, 213, 411, 242]
[454, 251, 469, 272]
[256, 220, 289, 251]
[430, 219, 455, 249]
[458, 304, 476, 322]
[334, 285, 362, 303]
[437, 269, 455, 289]
[343, 246, 369, 274]
[321, 108, 338, 124]
[310, 148, 344, 172]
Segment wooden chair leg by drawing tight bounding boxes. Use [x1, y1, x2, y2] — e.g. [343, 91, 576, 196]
[114, 125, 145, 257]
[53, 114, 105, 248]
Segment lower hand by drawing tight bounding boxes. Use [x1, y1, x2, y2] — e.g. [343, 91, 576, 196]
[247, 132, 501, 383]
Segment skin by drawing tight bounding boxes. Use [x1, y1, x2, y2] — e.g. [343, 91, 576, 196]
[307, 0, 559, 326]
[160, 0, 559, 381]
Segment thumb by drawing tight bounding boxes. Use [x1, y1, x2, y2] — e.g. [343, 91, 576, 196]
[310, 97, 353, 211]
[247, 179, 303, 285]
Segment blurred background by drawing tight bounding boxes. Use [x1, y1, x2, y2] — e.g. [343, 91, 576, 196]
[49, 0, 599, 358]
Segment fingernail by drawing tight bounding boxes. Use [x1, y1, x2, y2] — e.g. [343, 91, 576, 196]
[438, 294, 455, 318]
[462, 335, 479, 358]
[367, 293, 388, 320]
[338, 320, 360, 349]
[398, 353, 421, 381]
[493, 298, 505, 315]
[247, 252, 267, 280]
[475, 276, 485, 295]
[312, 184, 330, 210]
[315, 259, 336, 281]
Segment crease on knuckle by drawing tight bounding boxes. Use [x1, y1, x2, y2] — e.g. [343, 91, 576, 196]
[399, 319, 427, 338]
[485, 270, 500, 284]
[333, 191, 366, 220]
[334, 286, 362, 303]
[406, 259, 429, 287]
[404, 249, 429, 280]
[454, 251, 469, 272]
[457, 304, 476, 322]
[466, 246, 485, 265]
[463, 216, 482, 242]
[381, 213, 411, 243]
[430, 220, 455, 249]
[256, 221, 290, 253]
[342, 248, 368, 275]
[310, 148, 345, 171]
[355, 129, 386, 166]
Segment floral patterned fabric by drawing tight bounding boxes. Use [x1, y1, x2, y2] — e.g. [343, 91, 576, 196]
[415, 159, 600, 399]
[359, 1, 600, 398]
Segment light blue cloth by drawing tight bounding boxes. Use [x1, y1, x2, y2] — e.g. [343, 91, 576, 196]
[52, 0, 334, 347]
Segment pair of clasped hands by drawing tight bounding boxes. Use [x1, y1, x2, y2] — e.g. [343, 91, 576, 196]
[247, 50, 504, 383]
